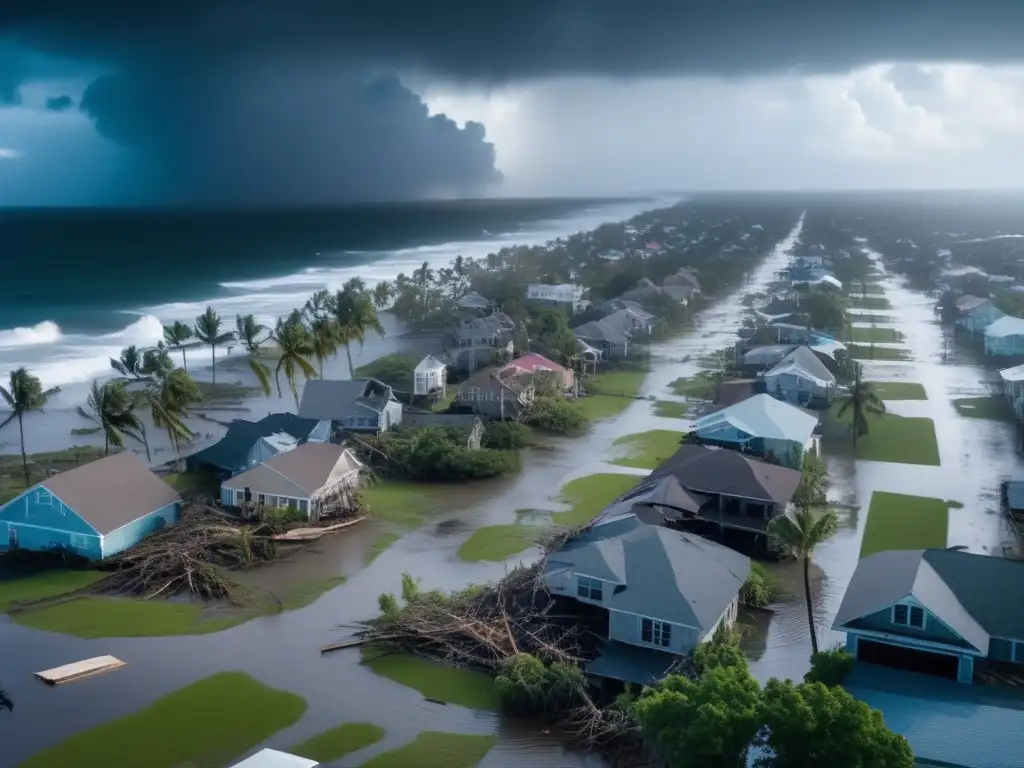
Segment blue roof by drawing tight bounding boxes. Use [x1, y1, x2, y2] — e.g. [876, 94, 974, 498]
[693, 393, 819, 445]
[845, 666, 1024, 768]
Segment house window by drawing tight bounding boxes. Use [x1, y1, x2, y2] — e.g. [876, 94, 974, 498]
[299, 500, 309, 515]
[892, 603, 925, 629]
[34, 488, 54, 508]
[576, 576, 603, 601]
[235, 490, 244, 505]
[641, 617, 672, 648]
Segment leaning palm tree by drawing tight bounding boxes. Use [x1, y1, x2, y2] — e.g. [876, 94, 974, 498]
[235, 313, 272, 396]
[110, 345, 146, 380]
[76, 379, 143, 457]
[371, 281, 393, 311]
[770, 503, 838, 655]
[308, 315, 338, 377]
[0, 368, 60, 486]
[836, 367, 886, 450]
[413, 260, 434, 307]
[193, 306, 234, 386]
[303, 289, 334, 323]
[162, 321, 194, 371]
[272, 311, 318, 405]
[333, 286, 386, 378]
[148, 368, 202, 459]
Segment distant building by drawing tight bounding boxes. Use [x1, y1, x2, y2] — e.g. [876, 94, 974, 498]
[955, 296, 1004, 334]
[761, 345, 837, 407]
[984, 316, 1024, 357]
[0, 452, 181, 560]
[526, 282, 585, 309]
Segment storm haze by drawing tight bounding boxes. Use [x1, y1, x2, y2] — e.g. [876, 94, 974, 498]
[4, 1, 1024, 205]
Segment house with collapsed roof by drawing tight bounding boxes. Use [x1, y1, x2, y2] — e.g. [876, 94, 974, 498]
[833, 548, 1024, 685]
[298, 378, 403, 434]
[186, 413, 331, 477]
[542, 513, 750, 685]
[0, 452, 181, 560]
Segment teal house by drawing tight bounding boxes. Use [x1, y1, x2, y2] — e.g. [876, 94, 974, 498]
[0, 452, 182, 561]
[833, 548, 1024, 684]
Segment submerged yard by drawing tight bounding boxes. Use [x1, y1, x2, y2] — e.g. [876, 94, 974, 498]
[551, 473, 641, 526]
[456, 524, 542, 563]
[0, 567, 105, 613]
[20, 672, 307, 768]
[361, 651, 500, 711]
[860, 491, 950, 558]
[952, 395, 1015, 422]
[847, 344, 911, 361]
[844, 327, 903, 343]
[869, 381, 928, 401]
[578, 369, 648, 420]
[361, 732, 497, 768]
[290, 722, 386, 763]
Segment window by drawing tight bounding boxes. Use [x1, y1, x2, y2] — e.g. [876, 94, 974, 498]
[892, 603, 925, 629]
[34, 488, 55, 508]
[641, 618, 672, 648]
[235, 490, 244, 505]
[299, 500, 309, 515]
[577, 576, 603, 601]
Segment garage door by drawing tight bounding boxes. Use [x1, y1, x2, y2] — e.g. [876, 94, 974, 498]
[858, 639, 959, 680]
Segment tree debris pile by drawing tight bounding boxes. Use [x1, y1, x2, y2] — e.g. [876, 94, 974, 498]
[95, 504, 277, 603]
[348, 427, 520, 482]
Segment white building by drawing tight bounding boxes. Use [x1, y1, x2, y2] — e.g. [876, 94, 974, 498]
[232, 749, 318, 768]
[414, 355, 448, 396]
[526, 283, 585, 306]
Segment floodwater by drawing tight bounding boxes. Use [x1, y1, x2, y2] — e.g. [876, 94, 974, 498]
[4, 210, 1021, 766]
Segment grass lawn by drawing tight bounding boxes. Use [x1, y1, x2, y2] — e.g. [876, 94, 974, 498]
[367, 531, 401, 563]
[611, 430, 685, 470]
[953, 395, 1015, 422]
[20, 672, 307, 768]
[362, 650, 499, 711]
[579, 370, 647, 420]
[0, 446, 106, 503]
[355, 353, 420, 391]
[844, 327, 903, 343]
[290, 722, 386, 763]
[850, 296, 891, 309]
[0, 568, 105, 613]
[827, 404, 940, 466]
[847, 344, 910, 361]
[860, 491, 949, 558]
[552, 474, 640, 527]
[653, 400, 689, 418]
[457, 524, 543, 562]
[850, 313, 894, 324]
[363, 481, 441, 527]
[11, 596, 252, 638]
[361, 732, 496, 768]
[870, 381, 928, 401]
[668, 375, 715, 399]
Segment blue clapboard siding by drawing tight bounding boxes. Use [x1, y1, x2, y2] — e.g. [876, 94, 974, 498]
[102, 501, 181, 558]
[0, 487, 102, 560]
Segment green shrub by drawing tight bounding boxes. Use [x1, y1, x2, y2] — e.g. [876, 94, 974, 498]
[355, 427, 520, 481]
[259, 506, 306, 530]
[740, 562, 773, 607]
[481, 421, 532, 450]
[523, 396, 588, 434]
[494, 653, 587, 714]
[805, 646, 855, 687]
[693, 626, 747, 674]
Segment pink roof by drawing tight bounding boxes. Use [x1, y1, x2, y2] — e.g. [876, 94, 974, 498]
[506, 353, 568, 374]
[646, 241, 662, 250]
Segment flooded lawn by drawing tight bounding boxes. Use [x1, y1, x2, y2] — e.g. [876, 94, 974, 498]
[362, 731, 497, 768]
[290, 722, 386, 763]
[871, 382, 928, 400]
[860, 492, 950, 557]
[610, 430, 686, 470]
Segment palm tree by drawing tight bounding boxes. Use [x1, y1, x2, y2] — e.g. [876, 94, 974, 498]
[162, 321, 194, 371]
[77, 379, 143, 457]
[110, 345, 146, 379]
[272, 310, 318, 405]
[304, 289, 334, 323]
[836, 367, 886, 450]
[372, 281, 393, 311]
[148, 368, 202, 459]
[308, 315, 338, 377]
[235, 313, 272, 396]
[413, 260, 434, 308]
[770, 502, 838, 655]
[0, 368, 60, 486]
[333, 286, 386, 378]
[193, 306, 234, 386]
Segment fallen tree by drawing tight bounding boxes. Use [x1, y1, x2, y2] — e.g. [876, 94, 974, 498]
[95, 504, 278, 603]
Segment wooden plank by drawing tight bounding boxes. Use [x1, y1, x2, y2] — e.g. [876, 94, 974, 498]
[271, 516, 366, 542]
[36, 655, 126, 685]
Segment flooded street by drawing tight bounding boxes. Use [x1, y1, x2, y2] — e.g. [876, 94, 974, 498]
[5, 209, 1020, 766]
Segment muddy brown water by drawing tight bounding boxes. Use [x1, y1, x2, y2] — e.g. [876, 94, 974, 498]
[4, 214, 1021, 766]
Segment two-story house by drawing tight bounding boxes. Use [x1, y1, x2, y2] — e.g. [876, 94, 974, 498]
[761, 345, 837, 408]
[453, 365, 535, 421]
[298, 378, 403, 434]
[448, 312, 517, 374]
[543, 513, 750, 685]
[833, 548, 1024, 684]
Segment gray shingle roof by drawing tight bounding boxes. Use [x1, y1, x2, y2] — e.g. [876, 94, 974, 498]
[544, 516, 750, 630]
[573, 319, 626, 345]
[765, 345, 837, 385]
[743, 345, 796, 366]
[298, 378, 392, 420]
[223, 442, 361, 497]
[648, 443, 802, 505]
[401, 412, 482, 430]
[187, 413, 322, 471]
[832, 549, 1024, 652]
[39, 452, 180, 535]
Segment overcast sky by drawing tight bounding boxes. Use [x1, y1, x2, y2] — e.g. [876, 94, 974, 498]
[4, 2, 1024, 205]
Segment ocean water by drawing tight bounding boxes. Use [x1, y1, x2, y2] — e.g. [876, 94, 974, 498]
[0, 197, 675, 392]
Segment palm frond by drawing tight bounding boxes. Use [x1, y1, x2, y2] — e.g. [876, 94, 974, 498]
[248, 359, 273, 397]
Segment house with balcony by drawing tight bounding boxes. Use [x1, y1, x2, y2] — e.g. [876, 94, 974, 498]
[833, 548, 1024, 685]
[542, 513, 749, 685]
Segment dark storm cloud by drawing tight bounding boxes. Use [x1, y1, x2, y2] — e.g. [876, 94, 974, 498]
[45, 94, 73, 111]
[4, 0, 1023, 203]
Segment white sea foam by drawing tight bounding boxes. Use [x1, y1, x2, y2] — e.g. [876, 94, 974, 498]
[0, 197, 678, 392]
[0, 320, 63, 348]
